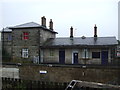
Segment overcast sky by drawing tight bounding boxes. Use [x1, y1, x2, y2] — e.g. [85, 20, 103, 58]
[0, 0, 119, 39]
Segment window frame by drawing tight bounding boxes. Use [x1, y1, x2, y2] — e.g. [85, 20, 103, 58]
[22, 48, 29, 58]
[49, 49, 54, 56]
[23, 32, 29, 40]
[92, 52, 100, 58]
[117, 50, 120, 57]
[82, 49, 89, 59]
[8, 34, 12, 41]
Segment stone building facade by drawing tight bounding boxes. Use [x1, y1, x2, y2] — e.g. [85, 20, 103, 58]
[1, 27, 12, 60]
[41, 38, 117, 65]
[2, 16, 57, 62]
[40, 25, 118, 65]
[1, 16, 118, 64]
[11, 25, 56, 62]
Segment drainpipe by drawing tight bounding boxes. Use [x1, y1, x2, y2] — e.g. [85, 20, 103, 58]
[38, 29, 40, 64]
[2, 28, 4, 58]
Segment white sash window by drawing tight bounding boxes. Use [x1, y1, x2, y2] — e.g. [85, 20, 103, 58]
[82, 49, 89, 59]
[22, 49, 28, 58]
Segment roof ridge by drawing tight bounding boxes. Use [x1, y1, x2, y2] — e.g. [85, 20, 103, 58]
[8, 22, 58, 34]
[42, 37, 118, 47]
[56, 36, 116, 39]
[13, 22, 40, 27]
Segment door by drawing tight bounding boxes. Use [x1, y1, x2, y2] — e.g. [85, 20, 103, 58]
[101, 51, 108, 65]
[59, 50, 65, 64]
[73, 52, 78, 64]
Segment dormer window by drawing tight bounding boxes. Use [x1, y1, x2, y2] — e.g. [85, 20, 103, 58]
[23, 32, 29, 40]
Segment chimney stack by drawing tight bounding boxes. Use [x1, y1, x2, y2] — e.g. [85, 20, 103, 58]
[49, 19, 53, 30]
[94, 24, 97, 37]
[41, 16, 46, 27]
[70, 26, 73, 38]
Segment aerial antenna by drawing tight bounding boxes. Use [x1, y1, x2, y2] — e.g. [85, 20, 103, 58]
[74, 28, 77, 37]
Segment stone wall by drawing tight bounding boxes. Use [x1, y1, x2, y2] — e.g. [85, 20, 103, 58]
[12, 28, 56, 62]
[42, 48, 59, 63]
[42, 48, 113, 64]
[12, 28, 39, 46]
[12, 28, 40, 61]
[2, 67, 19, 78]
[19, 65, 120, 84]
[12, 46, 39, 61]
[2, 32, 12, 60]
[39, 29, 55, 46]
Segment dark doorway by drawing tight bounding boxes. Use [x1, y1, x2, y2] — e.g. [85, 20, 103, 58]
[101, 51, 108, 65]
[59, 50, 65, 64]
[73, 52, 78, 64]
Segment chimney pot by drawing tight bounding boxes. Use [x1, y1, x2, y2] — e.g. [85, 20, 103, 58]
[94, 24, 97, 37]
[49, 19, 53, 30]
[41, 16, 46, 27]
[70, 26, 73, 38]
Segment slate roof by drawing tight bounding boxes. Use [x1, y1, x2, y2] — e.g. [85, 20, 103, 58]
[10, 22, 40, 28]
[9, 22, 57, 33]
[42, 37, 118, 47]
[2, 27, 12, 32]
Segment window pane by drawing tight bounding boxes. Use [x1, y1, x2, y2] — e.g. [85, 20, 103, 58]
[22, 49, 28, 58]
[8, 34, 12, 41]
[23, 49, 28, 52]
[92, 52, 100, 58]
[23, 32, 29, 40]
[24, 36, 29, 40]
[82, 49, 89, 58]
[24, 32, 29, 35]
[50, 49, 54, 56]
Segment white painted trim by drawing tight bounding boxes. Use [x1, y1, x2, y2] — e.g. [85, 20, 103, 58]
[72, 52, 73, 64]
[72, 51, 78, 64]
[40, 50, 43, 63]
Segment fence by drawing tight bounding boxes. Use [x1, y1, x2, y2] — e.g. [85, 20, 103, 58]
[2, 77, 120, 90]
[2, 77, 68, 90]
